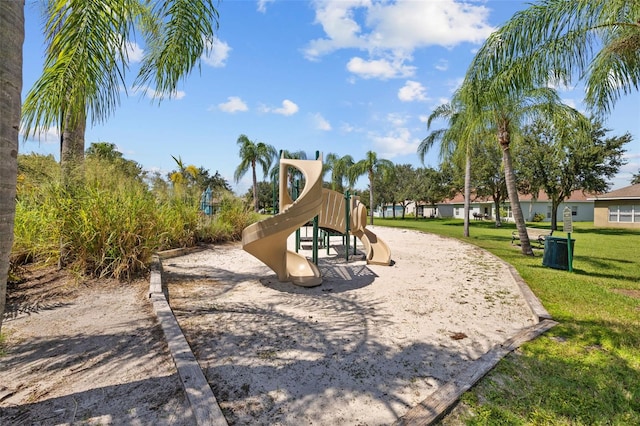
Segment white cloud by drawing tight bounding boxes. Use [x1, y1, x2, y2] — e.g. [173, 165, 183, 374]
[261, 99, 299, 116]
[312, 113, 332, 131]
[347, 57, 415, 79]
[257, 0, 275, 13]
[133, 85, 186, 100]
[398, 80, 427, 102]
[369, 127, 420, 158]
[22, 125, 59, 143]
[305, 0, 495, 79]
[126, 42, 144, 63]
[386, 113, 409, 127]
[202, 38, 231, 67]
[217, 96, 248, 113]
[435, 59, 448, 71]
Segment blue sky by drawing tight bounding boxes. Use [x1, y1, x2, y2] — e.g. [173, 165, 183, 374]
[21, 0, 640, 194]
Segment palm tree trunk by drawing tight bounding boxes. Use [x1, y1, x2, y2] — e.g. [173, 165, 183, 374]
[368, 170, 374, 225]
[252, 161, 258, 212]
[61, 110, 86, 188]
[58, 111, 86, 268]
[463, 151, 471, 237]
[501, 137, 534, 256]
[0, 0, 24, 334]
[551, 199, 559, 231]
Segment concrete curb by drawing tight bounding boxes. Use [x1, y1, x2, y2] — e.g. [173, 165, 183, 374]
[149, 252, 228, 426]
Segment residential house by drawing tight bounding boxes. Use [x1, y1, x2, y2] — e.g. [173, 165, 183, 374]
[587, 184, 640, 229]
[435, 190, 595, 223]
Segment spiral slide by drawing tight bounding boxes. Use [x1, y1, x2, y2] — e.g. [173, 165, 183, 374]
[241, 157, 324, 287]
[318, 188, 391, 266]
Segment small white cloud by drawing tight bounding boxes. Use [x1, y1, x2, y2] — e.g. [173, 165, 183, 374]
[386, 113, 409, 127]
[340, 122, 357, 133]
[217, 96, 248, 113]
[435, 59, 448, 71]
[398, 80, 427, 102]
[22, 125, 59, 143]
[347, 57, 415, 80]
[262, 99, 299, 116]
[257, 0, 275, 13]
[370, 128, 420, 158]
[311, 113, 332, 131]
[202, 38, 231, 68]
[126, 42, 144, 63]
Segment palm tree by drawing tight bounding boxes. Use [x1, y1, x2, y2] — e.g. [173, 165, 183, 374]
[468, 0, 639, 116]
[325, 153, 354, 192]
[419, 98, 478, 237]
[21, 0, 221, 185]
[461, 77, 590, 255]
[2, 0, 220, 332]
[349, 151, 394, 225]
[0, 1, 24, 334]
[234, 135, 277, 212]
[169, 155, 198, 187]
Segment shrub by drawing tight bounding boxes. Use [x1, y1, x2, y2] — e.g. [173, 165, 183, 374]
[12, 155, 258, 281]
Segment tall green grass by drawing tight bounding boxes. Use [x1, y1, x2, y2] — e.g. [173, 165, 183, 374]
[12, 155, 258, 280]
[376, 217, 640, 425]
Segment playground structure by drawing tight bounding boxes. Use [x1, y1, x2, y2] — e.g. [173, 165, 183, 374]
[241, 155, 391, 287]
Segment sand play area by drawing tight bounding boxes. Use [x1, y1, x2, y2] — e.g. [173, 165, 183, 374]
[162, 225, 544, 425]
[1, 225, 550, 425]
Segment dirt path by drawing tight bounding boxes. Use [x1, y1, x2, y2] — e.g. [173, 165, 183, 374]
[0, 269, 194, 425]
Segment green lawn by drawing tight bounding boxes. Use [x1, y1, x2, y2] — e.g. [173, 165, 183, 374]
[374, 217, 640, 425]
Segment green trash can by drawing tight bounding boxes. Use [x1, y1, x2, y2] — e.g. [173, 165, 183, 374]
[542, 236, 575, 270]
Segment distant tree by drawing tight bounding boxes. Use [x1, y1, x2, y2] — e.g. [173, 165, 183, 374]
[244, 181, 274, 212]
[413, 167, 455, 217]
[168, 155, 198, 187]
[349, 151, 394, 225]
[470, 142, 508, 227]
[235, 135, 276, 212]
[517, 118, 629, 230]
[86, 142, 144, 182]
[324, 153, 354, 192]
[390, 164, 415, 219]
[632, 171, 640, 185]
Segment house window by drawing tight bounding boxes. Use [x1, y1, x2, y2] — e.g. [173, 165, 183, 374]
[608, 205, 639, 223]
[619, 205, 632, 222]
[572, 206, 578, 216]
[547, 206, 552, 219]
[455, 207, 460, 216]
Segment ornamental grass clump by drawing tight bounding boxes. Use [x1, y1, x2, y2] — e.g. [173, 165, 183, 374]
[12, 154, 257, 281]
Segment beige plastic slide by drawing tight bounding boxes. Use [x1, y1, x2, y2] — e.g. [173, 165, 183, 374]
[241, 157, 324, 287]
[318, 188, 392, 266]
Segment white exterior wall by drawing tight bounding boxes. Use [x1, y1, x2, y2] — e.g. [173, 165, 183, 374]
[437, 200, 594, 222]
[524, 201, 594, 222]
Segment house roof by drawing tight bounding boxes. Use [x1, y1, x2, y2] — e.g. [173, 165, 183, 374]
[587, 184, 640, 201]
[439, 189, 595, 205]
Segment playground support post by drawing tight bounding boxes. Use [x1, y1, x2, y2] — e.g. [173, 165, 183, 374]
[344, 190, 350, 261]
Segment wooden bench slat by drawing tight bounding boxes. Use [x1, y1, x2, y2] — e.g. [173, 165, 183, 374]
[511, 227, 552, 246]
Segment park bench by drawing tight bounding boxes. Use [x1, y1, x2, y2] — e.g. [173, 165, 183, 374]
[511, 227, 553, 248]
